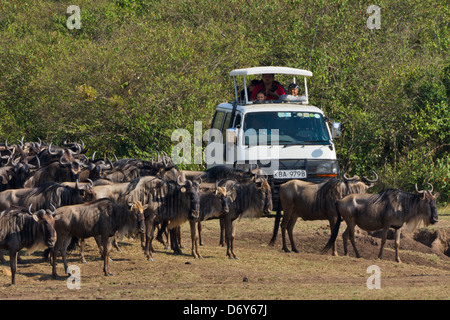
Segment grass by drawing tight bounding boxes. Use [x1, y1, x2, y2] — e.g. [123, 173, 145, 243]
[0, 214, 448, 300]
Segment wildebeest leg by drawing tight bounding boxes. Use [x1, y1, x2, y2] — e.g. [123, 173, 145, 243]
[347, 222, 361, 258]
[328, 219, 339, 256]
[177, 226, 185, 249]
[9, 250, 18, 285]
[286, 215, 299, 253]
[170, 228, 183, 254]
[144, 216, 155, 261]
[112, 234, 121, 253]
[342, 227, 349, 256]
[228, 219, 239, 259]
[102, 236, 113, 276]
[198, 221, 203, 246]
[280, 206, 292, 252]
[223, 216, 237, 258]
[189, 220, 202, 259]
[52, 235, 69, 279]
[80, 239, 87, 263]
[394, 229, 402, 263]
[219, 218, 225, 246]
[378, 227, 390, 260]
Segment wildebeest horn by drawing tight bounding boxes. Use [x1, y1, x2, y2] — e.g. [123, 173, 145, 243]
[415, 183, 424, 193]
[177, 174, 185, 186]
[427, 182, 433, 193]
[127, 195, 134, 206]
[28, 204, 33, 214]
[343, 172, 359, 181]
[48, 143, 63, 155]
[59, 154, 71, 166]
[50, 204, 57, 216]
[363, 170, 378, 183]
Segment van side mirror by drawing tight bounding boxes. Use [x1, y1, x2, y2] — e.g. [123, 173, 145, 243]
[331, 122, 341, 138]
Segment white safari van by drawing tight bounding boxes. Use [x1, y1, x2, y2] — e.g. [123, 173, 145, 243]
[206, 67, 341, 200]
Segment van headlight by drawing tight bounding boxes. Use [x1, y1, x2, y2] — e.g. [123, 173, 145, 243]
[309, 160, 339, 174]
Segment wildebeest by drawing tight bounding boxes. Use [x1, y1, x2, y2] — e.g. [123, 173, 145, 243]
[0, 181, 95, 211]
[51, 198, 146, 277]
[323, 183, 439, 262]
[0, 205, 56, 284]
[218, 177, 272, 259]
[124, 175, 201, 261]
[269, 172, 378, 255]
[161, 183, 230, 258]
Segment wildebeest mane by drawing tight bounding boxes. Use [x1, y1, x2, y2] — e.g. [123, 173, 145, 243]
[370, 189, 422, 214]
[200, 165, 249, 183]
[221, 180, 265, 218]
[23, 182, 83, 209]
[314, 178, 344, 212]
[153, 180, 186, 219]
[0, 208, 39, 248]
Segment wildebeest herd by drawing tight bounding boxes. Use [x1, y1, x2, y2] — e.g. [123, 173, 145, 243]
[0, 138, 440, 285]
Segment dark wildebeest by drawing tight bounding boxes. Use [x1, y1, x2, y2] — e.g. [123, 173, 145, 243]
[124, 175, 201, 261]
[218, 177, 272, 259]
[269, 172, 378, 255]
[0, 205, 56, 284]
[323, 183, 439, 262]
[51, 198, 146, 277]
[0, 181, 95, 211]
[161, 183, 230, 258]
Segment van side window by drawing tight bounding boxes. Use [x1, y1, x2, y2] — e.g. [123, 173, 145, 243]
[212, 111, 225, 130]
[233, 114, 242, 128]
[222, 112, 231, 143]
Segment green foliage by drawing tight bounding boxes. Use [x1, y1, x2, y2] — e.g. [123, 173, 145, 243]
[0, 0, 448, 202]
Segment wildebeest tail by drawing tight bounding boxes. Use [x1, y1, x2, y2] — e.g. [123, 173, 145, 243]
[269, 199, 282, 246]
[322, 201, 342, 253]
[67, 236, 79, 252]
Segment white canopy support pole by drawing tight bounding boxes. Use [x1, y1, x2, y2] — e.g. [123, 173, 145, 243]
[243, 76, 248, 104]
[233, 76, 238, 102]
[304, 77, 309, 104]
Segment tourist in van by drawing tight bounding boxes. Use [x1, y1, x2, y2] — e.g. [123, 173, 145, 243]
[287, 83, 299, 96]
[283, 83, 307, 102]
[250, 74, 285, 101]
[240, 79, 260, 101]
[256, 90, 266, 102]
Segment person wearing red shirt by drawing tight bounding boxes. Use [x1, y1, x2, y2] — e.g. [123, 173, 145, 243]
[250, 74, 285, 101]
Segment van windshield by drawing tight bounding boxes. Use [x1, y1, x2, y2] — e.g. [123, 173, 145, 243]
[243, 111, 331, 146]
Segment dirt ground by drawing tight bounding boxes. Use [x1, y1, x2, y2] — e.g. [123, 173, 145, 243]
[0, 212, 448, 301]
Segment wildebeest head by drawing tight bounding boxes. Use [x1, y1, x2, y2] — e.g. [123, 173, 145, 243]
[342, 170, 378, 195]
[29, 204, 57, 248]
[178, 176, 201, 220]
[214, 183, 229, 214]
[75, 179, 96, 202]
[255, 177, 272, 215]
[415, 183, 439, 225]
[128, 200, 147, 234]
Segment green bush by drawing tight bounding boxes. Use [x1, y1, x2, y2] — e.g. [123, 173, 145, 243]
[0, 0, 448, 202]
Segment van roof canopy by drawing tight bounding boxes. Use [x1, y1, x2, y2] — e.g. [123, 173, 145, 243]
[230, 66, 312, 105]
[230, 66, 312, 77]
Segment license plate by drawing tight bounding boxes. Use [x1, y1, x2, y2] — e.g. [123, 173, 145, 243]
[273, 170, 307, 179]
